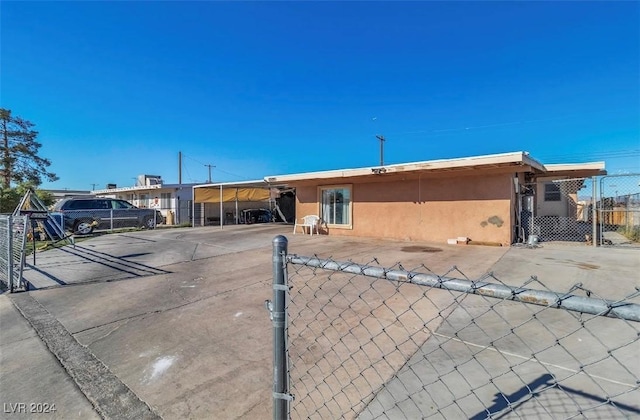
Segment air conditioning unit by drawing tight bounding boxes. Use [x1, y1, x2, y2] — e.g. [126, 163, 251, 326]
[136, 175, 162, 186]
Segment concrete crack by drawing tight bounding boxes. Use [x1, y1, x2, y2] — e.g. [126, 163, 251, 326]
[73, 278, 268, 339]
[80, 317, 134, 347]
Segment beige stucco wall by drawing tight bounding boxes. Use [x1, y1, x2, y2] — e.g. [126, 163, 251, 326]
[535, 176, 580, 219]
[294, 171, 516, 246]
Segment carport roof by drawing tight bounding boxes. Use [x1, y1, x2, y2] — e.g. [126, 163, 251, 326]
[193, 179, 289, 189]
[192, 179, 293, 204]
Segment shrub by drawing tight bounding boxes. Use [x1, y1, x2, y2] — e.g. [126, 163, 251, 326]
[617, 225, 640, 243]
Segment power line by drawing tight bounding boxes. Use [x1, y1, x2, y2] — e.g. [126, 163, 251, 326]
[181, 160, 198, 183]
[215, 168, 252, 180]
[535, 149, 640, 162]
[182, 153, 252, 181]
[182, 153, 206, 166]
[384, 107, 635, 138]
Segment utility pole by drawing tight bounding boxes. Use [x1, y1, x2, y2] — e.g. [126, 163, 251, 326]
[376, 135, 385, 166]
[178, 151, 182, 185]
[205, 164, 215, 183]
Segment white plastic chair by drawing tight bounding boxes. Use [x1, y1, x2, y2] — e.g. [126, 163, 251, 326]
[293, 215, 320, 235]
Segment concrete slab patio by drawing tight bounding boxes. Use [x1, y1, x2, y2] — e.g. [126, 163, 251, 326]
[1, 224, 638, 419]
[359, 242, 640, 419]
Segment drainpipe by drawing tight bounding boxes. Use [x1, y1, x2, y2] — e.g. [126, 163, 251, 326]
[418, 173, 422, 224]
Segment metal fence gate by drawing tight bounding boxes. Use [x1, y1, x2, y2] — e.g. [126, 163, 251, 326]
[175, 199, 193, 225]
[599, 174, 640, 247]
[0, 215, 28, 292]
[269, 237, 640, 419]
[524, 177, 595, 244]
[520, 175, 640, 247]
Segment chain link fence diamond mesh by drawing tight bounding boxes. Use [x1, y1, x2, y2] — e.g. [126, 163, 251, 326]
[0, 215, 28, 292]
[273, 251, 640, 419]
[599, 174, 640, 247]
[523, 178, 595, 244]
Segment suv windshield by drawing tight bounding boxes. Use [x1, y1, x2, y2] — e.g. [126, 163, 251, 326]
[64, 199, 108, 210]
[112, 200, 136, 209]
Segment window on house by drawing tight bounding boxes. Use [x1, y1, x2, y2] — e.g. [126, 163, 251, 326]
[544, 183, 561, 201]
[160, 193, 171, 209]
[320, 185, 352, 227]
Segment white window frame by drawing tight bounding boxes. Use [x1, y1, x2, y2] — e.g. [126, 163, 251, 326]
[160, 192, 171, 209]
[318, 184, 353, 229]
[544, 183, 561, 202]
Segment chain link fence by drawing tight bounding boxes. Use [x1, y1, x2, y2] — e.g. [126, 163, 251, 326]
[600, 174, 640, 247]
[518, 174, 640, 247]
[523, 178, 595, 244]
[269, 238, 640, 419]
[175, 199, 193, 225]
[0, 215, 28, 292]
[54, 208, 163, 235]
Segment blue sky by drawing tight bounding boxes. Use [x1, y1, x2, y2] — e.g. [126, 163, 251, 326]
[1, 1, 638, 190]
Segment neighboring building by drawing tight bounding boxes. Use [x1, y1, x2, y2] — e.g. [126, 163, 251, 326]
[43, 189, 92, 203]
[265, 151, 606, 246]
[93, 176, 198, 225]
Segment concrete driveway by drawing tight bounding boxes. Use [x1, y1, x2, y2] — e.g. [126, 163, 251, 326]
[1, 224, 637, 419]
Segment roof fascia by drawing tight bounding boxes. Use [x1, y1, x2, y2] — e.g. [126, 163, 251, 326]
[265, 151, 539, 183]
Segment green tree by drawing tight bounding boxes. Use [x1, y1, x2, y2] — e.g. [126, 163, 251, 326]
[0, 108, 58, 188]
[0, 186, 20, 213]
[0, 183, 54, 213]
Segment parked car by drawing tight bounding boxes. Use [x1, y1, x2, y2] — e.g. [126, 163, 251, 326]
[240, 208, 272, 224]
[51, 197, 164, 235]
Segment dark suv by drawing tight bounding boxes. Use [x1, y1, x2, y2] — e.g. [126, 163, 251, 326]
[52, 197, 164, 235]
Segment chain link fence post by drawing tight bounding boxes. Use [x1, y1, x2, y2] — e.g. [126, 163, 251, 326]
[271, 235, 290, 420]
[8, 215, 14, 292]
[592, 175, 598, 247]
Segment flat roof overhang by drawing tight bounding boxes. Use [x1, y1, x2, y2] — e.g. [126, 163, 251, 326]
[265, 151, 546, 184]
[539, 162, 607, 178]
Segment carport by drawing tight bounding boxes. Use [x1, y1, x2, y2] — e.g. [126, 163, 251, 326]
[192, 180, 293, 228]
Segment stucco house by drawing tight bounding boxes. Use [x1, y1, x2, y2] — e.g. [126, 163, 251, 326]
[265, 151, 605, 246]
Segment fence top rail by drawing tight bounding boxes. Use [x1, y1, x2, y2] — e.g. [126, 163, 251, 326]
[287, 254, 640, 323]
[550, 177, 591, 183]
[600, 173, 640, 180]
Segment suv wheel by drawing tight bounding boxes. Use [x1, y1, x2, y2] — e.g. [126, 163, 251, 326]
[143, 216, 156, 229]
[74, 220, 94, 235]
